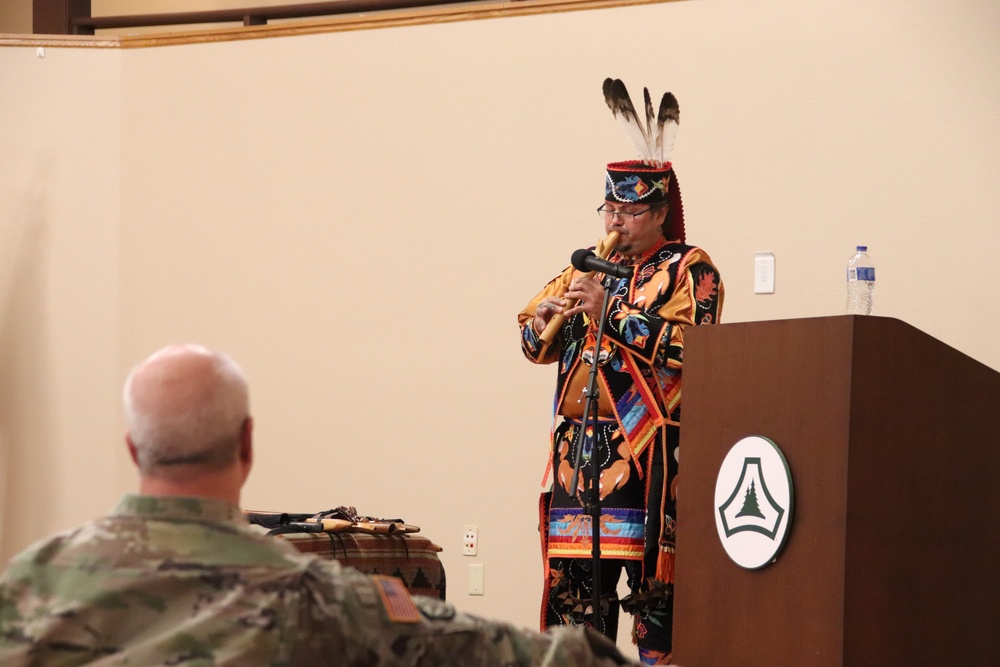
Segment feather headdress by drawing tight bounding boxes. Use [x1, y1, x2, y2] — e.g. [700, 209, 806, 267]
[602, 77, 686, 242]
[602, 78, 679, 168]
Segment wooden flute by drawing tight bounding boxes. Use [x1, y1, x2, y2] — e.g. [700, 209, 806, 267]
[538, 230, 620, 345]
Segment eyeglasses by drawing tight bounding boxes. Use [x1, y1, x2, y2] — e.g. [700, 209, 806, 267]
[597, 204, 651, 222]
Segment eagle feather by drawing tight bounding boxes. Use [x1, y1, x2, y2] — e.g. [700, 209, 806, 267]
[602, 77, 680, 166]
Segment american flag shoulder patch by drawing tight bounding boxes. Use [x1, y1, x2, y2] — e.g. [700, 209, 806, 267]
[373, 575, 421, 623]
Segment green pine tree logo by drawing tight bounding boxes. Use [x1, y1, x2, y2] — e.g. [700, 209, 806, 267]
[735, 480, 766, 519]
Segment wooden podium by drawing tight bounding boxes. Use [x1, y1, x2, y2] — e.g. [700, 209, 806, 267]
[673, 316, 1000, 666]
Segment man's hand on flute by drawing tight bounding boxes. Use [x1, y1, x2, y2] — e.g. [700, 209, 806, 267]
[533, 276, 606, 336]
[562, 276, 605, 319]
[533, 297, 566, 335]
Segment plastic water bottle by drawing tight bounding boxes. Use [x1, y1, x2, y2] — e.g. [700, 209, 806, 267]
[846, 246, 875, 315]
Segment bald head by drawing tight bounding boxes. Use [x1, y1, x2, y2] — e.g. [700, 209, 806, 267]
[123, 344, 250, 482]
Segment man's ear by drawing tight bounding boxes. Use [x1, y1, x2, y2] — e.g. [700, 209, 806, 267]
[239, 417, 254, 467]
[126, 434, 140, 467]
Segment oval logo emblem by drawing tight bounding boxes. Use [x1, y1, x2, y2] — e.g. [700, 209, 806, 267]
[714, 435, 794, 569]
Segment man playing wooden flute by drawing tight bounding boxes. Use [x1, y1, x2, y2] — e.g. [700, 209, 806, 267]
[517, 78, 725, 666]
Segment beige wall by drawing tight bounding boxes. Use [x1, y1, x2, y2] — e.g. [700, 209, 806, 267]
[0, 45, 123, 560]
[2, 0, 999, 645]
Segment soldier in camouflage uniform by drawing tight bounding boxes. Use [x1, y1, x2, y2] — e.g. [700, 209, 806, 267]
[0, 344, 634, 667]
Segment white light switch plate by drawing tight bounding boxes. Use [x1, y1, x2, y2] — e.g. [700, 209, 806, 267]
[754, 252, 775, 294]
[469, 564, 484, 595]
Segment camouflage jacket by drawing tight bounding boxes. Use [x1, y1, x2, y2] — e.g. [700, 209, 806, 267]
[0, 494, 633, 666]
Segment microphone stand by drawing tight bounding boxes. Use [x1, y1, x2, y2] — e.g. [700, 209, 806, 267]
[568, 271, 618, 636]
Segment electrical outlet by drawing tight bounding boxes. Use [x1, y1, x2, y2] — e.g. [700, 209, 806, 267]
[463, 525, 478, 556]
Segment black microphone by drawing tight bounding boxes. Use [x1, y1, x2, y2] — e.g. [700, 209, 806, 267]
[571, 248, 633, 279]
